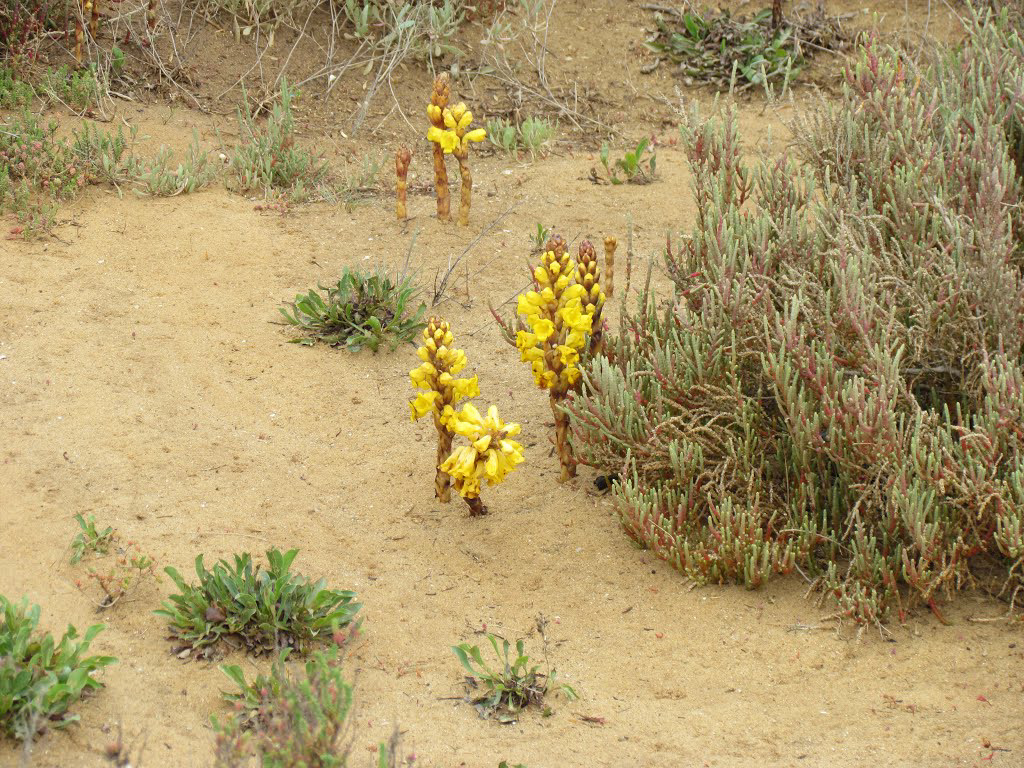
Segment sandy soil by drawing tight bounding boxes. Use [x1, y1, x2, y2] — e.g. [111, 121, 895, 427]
[2, 1, 1022, 767]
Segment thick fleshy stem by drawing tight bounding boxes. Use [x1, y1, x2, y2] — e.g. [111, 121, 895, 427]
[465, 496, 488, 516]
[147, 0, 157, 30]
[89, 0, 99, 37]
[455, 149, 472, 227]
[551, 394, 576, 481]
[74, 1, 85, 62]
[395, 146, 411, 220]
[429, 74, 451, 221]
[434, 414, 453, 502]
[604, 235, 617, 297]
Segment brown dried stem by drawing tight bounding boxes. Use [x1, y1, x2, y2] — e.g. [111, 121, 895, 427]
[551, 393, 576, 481]
[455, 149, 472, 227]
[434, 415, 453, 503]
[74, 0, 85, 62]
[395, 146, 411, 220]
[465, 496, 488, 516]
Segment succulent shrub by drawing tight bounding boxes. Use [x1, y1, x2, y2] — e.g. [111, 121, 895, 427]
[571, 10, 1024, 625]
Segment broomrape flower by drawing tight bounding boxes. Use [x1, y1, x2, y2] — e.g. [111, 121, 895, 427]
[440, 404, 524, 516]
[427, 125, 460, 155]
[514, 242, 600, 480]
[409, 318, 479, 501]
[427, 75, 452, 221]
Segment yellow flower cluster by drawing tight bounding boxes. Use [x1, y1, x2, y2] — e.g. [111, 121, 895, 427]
[515, 249, 594, 390]
[575, 240, 606, 324]
[440, 404, 525, 499]
[426, 102, 486, 156]
[409, 320, 479, 424]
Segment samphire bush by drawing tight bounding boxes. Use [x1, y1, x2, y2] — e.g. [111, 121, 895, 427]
[571, 8, 1024, 625]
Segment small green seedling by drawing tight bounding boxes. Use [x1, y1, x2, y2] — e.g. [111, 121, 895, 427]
[452, 634, 577, 722]
[599, 138, 656, 185]
[531, 222, 550, 252]
[70, 513, 116, 564]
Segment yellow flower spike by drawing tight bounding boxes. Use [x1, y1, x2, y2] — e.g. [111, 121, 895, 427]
[440, 402, 525, 516]
[428, 73, 452, 221]
[410, 316, 478, 503]
[514, 233, 605, 481]
[576, 238, 607, 356]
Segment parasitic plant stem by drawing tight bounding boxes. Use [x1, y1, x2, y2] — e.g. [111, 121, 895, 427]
[395, 146, 411, 221]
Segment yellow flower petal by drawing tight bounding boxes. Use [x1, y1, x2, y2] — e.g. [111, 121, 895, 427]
[440, 130, 459, 154]
[516, 331, 538, 353]
[484, 450, 499, 478]
[409, 391, 441, 421]
[530, 317, 555, 341]
[464, 128, 487, 143]
[557, 345, 579, 367]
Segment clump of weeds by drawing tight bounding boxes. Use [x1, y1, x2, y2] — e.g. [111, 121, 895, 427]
[594, 138, 657, 185]
[452, 621, 577, 722]
[486, 116, 555, 159]
[280, 267, 426, 352]
[156, 548, 361, 659]
[212, 637, 409, 767]
[69, 514, 158, 609]
[230, 79, 328, 202]
[0, 595, 116, 745]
